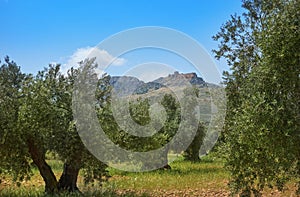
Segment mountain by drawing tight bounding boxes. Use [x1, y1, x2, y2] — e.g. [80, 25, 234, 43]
[153, 71, 206, 87]
[110, 71, 208, 96]
[109, 71, 217, 124]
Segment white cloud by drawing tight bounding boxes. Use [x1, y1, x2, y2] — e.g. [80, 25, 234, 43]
[62, 47, 126, 74]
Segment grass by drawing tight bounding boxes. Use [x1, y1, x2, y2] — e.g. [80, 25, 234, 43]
[103, 156, 230, 196]
[0, 155, 229, 196]
[0, 155, 298, 196]
[106, 156, 228, 191]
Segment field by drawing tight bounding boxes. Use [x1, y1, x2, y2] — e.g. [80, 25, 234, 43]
[0, 156, 297, 197]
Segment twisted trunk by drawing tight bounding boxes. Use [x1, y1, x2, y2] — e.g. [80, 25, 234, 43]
[58, 162, 81, 192]
[27, 138, 58, 194]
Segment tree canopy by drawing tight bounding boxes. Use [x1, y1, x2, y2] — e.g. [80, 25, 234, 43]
[213, 0, 300, 195]
[0, 59, 108, 194]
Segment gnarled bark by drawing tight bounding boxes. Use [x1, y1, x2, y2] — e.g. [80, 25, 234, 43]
[58, 162, 81, 192]
[27, 138, 58, 194]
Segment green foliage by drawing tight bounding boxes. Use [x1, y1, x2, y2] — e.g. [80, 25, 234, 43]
[0, 56, 213, 192]
[0, 58, 109, 193]
[97, 93, 180, 157]
[0, 56, 31, 184]
[213, 0, 300, 195]
[129, 98, 151, 126]
[97, 83, 196, 170]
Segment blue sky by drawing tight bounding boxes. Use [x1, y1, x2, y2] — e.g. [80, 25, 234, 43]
[0, 0, 243, 83]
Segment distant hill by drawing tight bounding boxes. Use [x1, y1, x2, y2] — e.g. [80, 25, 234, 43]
[153, 71, 206, 87]
[109, 72, 221, 156]
[110, 71, 209, 96]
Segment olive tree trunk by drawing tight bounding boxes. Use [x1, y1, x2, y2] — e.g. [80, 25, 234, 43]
[27, 138, 58, 194]
[58, 161, 82, 192]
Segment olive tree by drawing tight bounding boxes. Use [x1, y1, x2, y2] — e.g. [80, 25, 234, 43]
[0, 57, 31, 185]
[0, 58, 108, 194]
[213, 0, 300, 195]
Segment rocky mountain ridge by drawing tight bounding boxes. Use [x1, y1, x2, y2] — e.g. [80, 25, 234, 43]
[110, 71, 207, 96]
